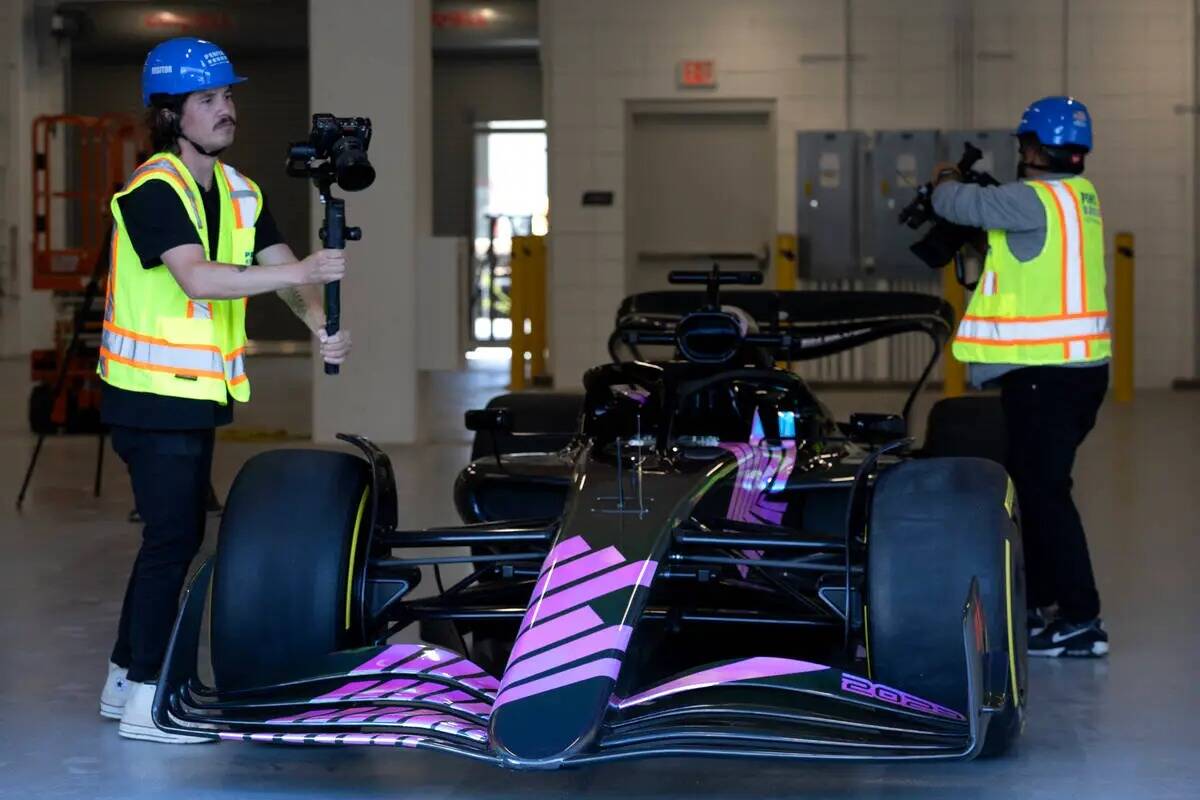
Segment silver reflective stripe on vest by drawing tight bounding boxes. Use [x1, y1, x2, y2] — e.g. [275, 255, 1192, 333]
[101, 326, 224, 377]
[221, 164, 258, 226]
[225, 351, 246, 383]
[957, 315, 1109, 343]
[189, 301, 213, 320]
[128, 159, 203, 229]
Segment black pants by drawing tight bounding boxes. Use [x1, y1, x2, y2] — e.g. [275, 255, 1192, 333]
[110, 426, 214, 682]
[1000, 364, 1107, 623]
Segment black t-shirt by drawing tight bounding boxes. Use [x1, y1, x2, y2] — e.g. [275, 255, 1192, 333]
[101, 176, 284, 430]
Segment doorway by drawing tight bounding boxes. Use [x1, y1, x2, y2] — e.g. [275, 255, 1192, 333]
[470, 120, 548, 347]
[626, 101, 776, 295]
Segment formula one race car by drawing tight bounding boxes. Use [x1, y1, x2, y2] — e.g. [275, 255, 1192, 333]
[154, 267, 1027, 768]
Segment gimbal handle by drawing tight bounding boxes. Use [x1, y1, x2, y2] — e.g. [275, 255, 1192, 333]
[318, 193, 360, 375]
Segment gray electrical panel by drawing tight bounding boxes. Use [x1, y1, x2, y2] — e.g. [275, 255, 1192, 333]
[941, 129, 1017, 186]
[865, 129, 939, 279]
[796, 131, 864, 280]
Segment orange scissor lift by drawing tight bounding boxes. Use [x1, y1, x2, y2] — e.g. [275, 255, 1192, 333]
[28, 113, 143, 433]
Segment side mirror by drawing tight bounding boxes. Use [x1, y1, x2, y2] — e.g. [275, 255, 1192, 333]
[845, 412, 907, 445]
[465, 408, 514, 434]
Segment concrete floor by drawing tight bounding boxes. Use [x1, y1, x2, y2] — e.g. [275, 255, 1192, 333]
[2, 356, 1198, 799]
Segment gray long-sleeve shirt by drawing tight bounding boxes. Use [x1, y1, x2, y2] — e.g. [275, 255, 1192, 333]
[931, 174, 1106, 386]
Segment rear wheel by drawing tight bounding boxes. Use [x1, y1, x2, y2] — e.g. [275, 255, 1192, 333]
[867, 457, 1027, 757]
[210, 449, 372, 690]
[920, 395, 1007, 464]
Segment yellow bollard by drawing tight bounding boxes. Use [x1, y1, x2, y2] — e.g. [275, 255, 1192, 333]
[775, 233, 797, 291]
[1113, 232, 1135, 403]
[509, 236, 528, 391]
[528, 236, 548, 380]
[942, 263, 966, 398]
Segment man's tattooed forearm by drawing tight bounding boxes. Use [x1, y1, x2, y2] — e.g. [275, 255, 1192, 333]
[279, 287, 311, 322]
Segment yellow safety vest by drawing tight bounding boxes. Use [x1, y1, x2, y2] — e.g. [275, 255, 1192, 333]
[99, 152, 261, 403]
[952, 176, 1110, 365]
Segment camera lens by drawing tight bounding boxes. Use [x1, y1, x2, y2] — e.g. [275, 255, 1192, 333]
[332, 137, 375, 192]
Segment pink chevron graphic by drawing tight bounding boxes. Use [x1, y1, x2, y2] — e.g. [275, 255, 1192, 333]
[502, 625, 634, 687]
[265, 706, 488, 741]
[530, 546, 625, 599]
[616, 657, 827, 710]
[494, 534, 657, 709]
[497, 658, 624, 708]
[219, 732, 430, 748]
[348, 678, 419, 700]
[519, 560, 657, 632]
[508, 606, 604, 664]
[313, 680, 379, 701]
[302, 648, 499, 722]
[347, 645, 500, 695]
[719, 439, 798, 577]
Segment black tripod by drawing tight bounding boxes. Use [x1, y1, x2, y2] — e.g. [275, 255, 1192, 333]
[16, 239, 110, 509]
[15, 237, 223, 517]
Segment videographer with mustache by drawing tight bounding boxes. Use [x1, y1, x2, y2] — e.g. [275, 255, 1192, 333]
[96, 37, 352, 742]
[930, 96, 1109, 660]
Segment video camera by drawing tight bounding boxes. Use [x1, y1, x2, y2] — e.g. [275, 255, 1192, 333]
[897, 142, 999, 270]
[286, 114, 376, 376]
[286, 114, 375, 192]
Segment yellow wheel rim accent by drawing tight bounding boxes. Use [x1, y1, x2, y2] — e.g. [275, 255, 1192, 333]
[344, 487, 370, 632]
[1004, 538, 1019, 704]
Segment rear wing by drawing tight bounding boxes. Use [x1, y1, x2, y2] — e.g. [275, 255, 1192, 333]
[610, 290, 955, 421]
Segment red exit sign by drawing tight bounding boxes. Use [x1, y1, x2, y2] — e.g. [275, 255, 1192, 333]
[678, 60, 717, 88]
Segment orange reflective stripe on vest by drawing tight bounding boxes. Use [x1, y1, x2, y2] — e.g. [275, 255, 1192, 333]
[100, 322, 226, 379]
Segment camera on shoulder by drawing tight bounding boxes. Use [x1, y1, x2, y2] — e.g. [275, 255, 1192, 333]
[897, 141, 998, 270]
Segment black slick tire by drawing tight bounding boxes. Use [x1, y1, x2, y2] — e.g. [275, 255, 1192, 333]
[209, 449, 371, 691]
[867, 457, 1027, 757]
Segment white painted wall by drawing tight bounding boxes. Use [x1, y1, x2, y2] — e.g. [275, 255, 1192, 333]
[417, 236, 467, 371]
[309, 0, 431, 444]
[541, 0, 1197, 389]
[0, 0, 63, 359]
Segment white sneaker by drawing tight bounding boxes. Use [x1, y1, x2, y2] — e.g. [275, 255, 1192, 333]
[100, 662, 129, 720]
[118, 681, 212, 744]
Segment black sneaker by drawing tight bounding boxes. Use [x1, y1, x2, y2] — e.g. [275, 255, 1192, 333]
[1028, 617, 1108, 658]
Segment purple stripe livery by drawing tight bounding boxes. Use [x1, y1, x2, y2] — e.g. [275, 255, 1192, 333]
[617, 656, 827, 709]
[719, 434, 798, 577]
[495, 535, 657, 709]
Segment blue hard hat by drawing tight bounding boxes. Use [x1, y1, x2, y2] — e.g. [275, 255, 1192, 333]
[1015, 96, 1093, 152]
[141, 37, 247, 107]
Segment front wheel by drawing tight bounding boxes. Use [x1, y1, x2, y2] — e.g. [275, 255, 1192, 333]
[866, 457, 1027, 757]
[209, 449, 372, 690]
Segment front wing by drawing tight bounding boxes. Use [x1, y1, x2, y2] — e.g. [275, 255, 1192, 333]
[154, 560, 1002, 769]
